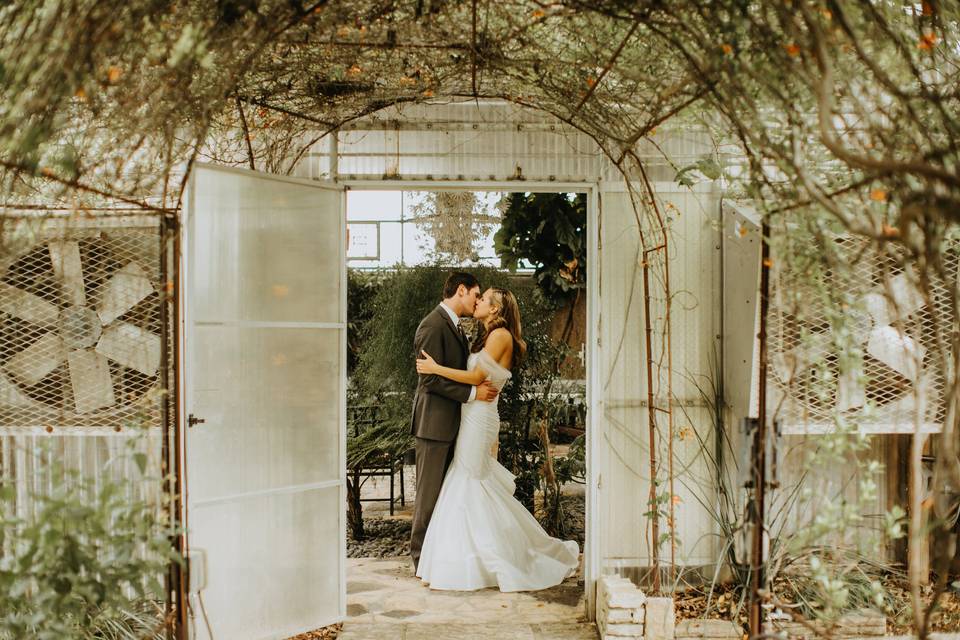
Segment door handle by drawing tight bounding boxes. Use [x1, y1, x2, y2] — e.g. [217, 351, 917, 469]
[188, 414, 206, 428]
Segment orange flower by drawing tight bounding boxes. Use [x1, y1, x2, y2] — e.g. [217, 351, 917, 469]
[74, 87, 87, 100]
[870, 188, 887, 202]
[531, 9, 545, 19]
[881, 224, 901, 239]
[784, 43, 801, 57]
[918, 33, 938, 50]
[763, 258, 774, 268]
[586, 76, 597, 87]
[721, 43, 733, 55]
[107, 66, 122, 83]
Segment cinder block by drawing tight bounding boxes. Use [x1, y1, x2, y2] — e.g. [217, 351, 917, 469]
[644, 597, 675, 640]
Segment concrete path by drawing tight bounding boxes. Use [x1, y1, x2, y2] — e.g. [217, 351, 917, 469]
[339, 557, 597, 639]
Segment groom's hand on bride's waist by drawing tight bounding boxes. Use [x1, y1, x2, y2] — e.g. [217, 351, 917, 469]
[475, 380, 498, 402]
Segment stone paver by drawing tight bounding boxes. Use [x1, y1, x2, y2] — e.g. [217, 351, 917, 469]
[340, 556, 597, 639]
[338, 622, 597, 639]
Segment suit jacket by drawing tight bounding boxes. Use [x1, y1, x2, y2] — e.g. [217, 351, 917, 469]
[410, 305, 473, 442]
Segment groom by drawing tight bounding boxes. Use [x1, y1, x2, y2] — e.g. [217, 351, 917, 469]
[409, 271, 499, 571]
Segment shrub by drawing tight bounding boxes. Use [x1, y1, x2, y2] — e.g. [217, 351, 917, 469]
[0, 439, 178, 640]
[349, 264, 585, 528]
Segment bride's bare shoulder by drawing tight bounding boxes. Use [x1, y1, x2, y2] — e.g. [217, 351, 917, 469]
[486, 327, 513, 347]
[483, 328, 513, 364]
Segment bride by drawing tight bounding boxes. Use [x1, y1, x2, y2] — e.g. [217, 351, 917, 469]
[414, 287, 580, 592]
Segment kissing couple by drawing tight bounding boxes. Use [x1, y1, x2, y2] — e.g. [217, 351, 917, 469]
[409, 271, 579, 591]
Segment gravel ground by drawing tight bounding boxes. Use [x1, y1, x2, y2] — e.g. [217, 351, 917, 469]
[348, 517, 412, 558]
[348, 493, 586, 558]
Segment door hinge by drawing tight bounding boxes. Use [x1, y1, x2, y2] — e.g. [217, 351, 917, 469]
[188, 414, 205, 428]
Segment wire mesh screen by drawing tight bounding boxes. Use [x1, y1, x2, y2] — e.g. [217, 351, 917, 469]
[0, 213, 164, 430]
[769, 235, 959, 434]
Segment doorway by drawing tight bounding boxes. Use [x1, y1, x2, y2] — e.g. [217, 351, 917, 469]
[341, 184, 597, 630]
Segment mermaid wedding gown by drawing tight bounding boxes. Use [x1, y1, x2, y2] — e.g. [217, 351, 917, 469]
[416, 349, 580, 591]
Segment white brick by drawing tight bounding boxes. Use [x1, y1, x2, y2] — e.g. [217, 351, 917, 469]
[644, 597, 676, 640]
[608, 587, 646, 609]
[607, 607, 635, 623]
[632, 607, 646, 624]
[608, 622, 646, 636]
[599, 576, 629, 607]
[677, 619, 740, 639]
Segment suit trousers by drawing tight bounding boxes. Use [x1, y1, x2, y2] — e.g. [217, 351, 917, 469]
[410, 436, 456, 569]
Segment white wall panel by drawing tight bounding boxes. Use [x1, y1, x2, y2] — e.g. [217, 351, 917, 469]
[598, 183, 722, 577]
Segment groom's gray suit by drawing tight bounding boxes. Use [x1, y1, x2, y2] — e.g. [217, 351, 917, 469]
[409, 304, 473, 570]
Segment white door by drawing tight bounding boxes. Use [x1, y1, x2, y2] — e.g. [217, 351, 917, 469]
[183, 164, 346, 639]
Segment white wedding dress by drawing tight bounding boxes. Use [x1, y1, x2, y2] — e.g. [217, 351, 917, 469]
[416, 349, 580, 591]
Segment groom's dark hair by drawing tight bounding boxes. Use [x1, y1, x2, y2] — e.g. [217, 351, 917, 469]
[442, 271, 479, 298]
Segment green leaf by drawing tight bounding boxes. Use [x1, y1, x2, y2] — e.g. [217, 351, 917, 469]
[133, 453, 148, 475]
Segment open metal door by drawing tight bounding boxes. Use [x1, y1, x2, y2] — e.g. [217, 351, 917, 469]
[182, 164, 346, 639]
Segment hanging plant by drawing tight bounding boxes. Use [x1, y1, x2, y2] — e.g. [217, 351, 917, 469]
[410, 191, 500, 263]
[494, 192, 586, 307]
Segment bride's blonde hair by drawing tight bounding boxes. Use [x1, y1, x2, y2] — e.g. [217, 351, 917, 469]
[473, 287, 527, 367]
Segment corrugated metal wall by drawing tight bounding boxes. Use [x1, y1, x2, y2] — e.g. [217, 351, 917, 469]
[291, 99, 715, 184]
[598, 183, 723, 575]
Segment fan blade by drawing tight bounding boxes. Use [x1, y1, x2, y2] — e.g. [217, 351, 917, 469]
[95, 322, 161, 376]
[48, 240, 86, 307]
[67, 349, 115, 414]
[867, 325, 925, 381]
[97, 262, 154, 325]
[863, 273, 925, 326]
[887, 272, 925, 320]
[863, 292, 892, 326]
[3, 332, 65, 386]
[0, 282, 59, 327]
[0, 371, 40, 408]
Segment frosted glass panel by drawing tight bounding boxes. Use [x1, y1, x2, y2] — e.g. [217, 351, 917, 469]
[189, 487, 341, 640]
[190, 169, 342, 324]
[187, 165, 345, 636]
[189, 326, 340, 501]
